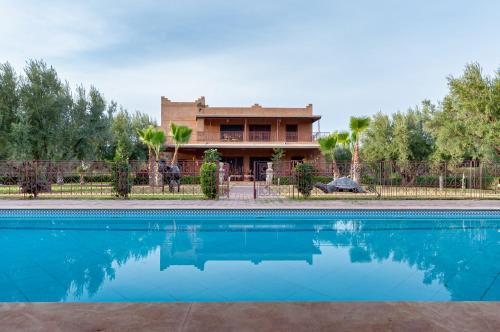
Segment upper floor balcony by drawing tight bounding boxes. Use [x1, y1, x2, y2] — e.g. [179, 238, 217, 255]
[192, 131, 330, 144]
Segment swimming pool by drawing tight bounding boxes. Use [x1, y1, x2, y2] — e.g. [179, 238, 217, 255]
[1, 209, 499, 302]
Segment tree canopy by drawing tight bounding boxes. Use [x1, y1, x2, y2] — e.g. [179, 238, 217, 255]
[0, 60, 155, 161]
[360, 63, 499, 163]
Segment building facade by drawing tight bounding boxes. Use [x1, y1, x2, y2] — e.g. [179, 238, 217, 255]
[161, 96, 325, 180]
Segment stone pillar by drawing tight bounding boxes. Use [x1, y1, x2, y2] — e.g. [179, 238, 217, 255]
[219, 162, 225, 184]
[266, 162, 274, 187]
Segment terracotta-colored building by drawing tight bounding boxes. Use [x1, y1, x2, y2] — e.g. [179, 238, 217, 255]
[161, 96, 325, 179]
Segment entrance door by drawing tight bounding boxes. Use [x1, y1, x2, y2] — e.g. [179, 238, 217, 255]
[250, 157, 271, 181]
[221, 157, 244, 181]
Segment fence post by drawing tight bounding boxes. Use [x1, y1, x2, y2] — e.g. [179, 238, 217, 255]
[215, 161, 220, 199]
[253, 161, 257, 199]
[379, 161, 383, 199]
[479, 161, 483, 199]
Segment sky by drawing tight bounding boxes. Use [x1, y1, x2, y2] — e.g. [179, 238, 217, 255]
[1, 0, 499, 131]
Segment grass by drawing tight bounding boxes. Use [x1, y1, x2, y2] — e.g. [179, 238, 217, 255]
[0, 183, 206, 199]
[265, 184, 500, 200]
[1, 182, 498, 200]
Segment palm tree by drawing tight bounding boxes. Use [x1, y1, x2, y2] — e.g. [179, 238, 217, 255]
[169, 122, 192, 166]
[349, 116, 371, 182]
[318, 133, 340, 179]
[137, 126, 155, 185]
[150, 129, 166, 186]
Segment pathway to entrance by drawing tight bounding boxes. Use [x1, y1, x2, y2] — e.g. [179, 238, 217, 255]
[222, 183, 282, 200]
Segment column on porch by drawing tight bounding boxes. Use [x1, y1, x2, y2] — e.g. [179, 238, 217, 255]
[243, 154, 251, 178]
[244, 118, 248, 142]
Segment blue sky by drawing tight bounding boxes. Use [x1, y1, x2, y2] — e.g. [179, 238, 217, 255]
[1, 0, 499, 131]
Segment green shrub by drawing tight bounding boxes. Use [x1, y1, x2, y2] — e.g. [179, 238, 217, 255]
[388, 173, 403, 185]
[181, 175, 200, 185]
[133, 172, 149, 185]
[294, 163, 315, 197]
[273, 175, 334, 186]
[19, 162, 51, 198]
[203, 149, 220, 163]
[60, 175, 112, 184]
[0, 176, 18, 185]
[200, 162, 217, 199]
[313, 176, 334, 184]
[272, 176, 291, 185]
[111, 160, 131, 198]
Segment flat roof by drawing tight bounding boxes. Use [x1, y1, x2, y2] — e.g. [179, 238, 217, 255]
[196, 115, 321, 121]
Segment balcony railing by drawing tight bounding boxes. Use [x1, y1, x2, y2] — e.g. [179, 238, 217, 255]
[174, 131, 331, 144]
[249, 131, 271, 142]
[220, 131, 244, 142]
[285, 132, 298, 142]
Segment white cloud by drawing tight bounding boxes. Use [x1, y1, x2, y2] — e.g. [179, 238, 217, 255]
[0, 0, 118, 67]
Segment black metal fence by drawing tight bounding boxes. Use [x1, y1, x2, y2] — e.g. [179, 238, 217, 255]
[0, 160, 224, 199]
[1, 160, 499, 200]
[254, 161, 500, 199]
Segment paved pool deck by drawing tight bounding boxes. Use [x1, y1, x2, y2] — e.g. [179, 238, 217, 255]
[0, 199, 499, 209]
[1, 200, 499, 331]
[1, 302, 499, 331]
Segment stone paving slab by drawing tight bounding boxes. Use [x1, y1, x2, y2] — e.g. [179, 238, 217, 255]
[0, 199, 498, 210]
[1, 302, 499, 331]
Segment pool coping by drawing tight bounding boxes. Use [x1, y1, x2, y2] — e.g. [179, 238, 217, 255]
[0, 199, 499, 210]
[1, 302, 499, 331]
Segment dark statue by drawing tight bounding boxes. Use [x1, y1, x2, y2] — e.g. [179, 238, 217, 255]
[159, 160, 181, 193]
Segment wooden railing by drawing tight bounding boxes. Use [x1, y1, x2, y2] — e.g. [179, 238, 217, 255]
[220, 131, 244, 142]
[249, 131, 271, 142]
[185, 131, 331, 143]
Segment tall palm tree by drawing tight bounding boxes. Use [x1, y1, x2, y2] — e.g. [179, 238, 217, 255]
[349, 116, 371, 182]
[318, 133, 340, 179]
[336, 131, 351, 174]
[150, 129, 166, 186]
[151, 129, 166, 161]
[169, 122, 192, 166]
[137, 126, 155, 185]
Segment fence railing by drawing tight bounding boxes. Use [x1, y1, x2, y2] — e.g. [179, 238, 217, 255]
[0, 160, 223, 199]
[1, 160, 499, 200]
[255, 160, 500, 200]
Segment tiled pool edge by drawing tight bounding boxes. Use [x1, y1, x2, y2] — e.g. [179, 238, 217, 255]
[0, 199, 499, 210]
[1, 302, 499, 331]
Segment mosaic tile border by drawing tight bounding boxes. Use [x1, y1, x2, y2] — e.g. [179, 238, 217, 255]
[0, 209, 499, 220]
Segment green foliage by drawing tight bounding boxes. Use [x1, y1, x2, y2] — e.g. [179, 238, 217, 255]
[203, 149, 220, 163]
[180, 175, 201, 185]
[0, 63, 19, 159]
[361, 107, 434, 163]
[200, 162, 217, 199]
[0, 59, 154, 161]
[18, 162, 51, 198]
[273, 175, 333, 186]
[271, 148, 285, 163]
[110, 156, 131, 198]
[349, 117, 371, 136]
[430, 63, 500, 162]
[169, 122, 193, 165]
[318, 134, 338, 161]
[137, 125, 166, 161]
[294, 163, 315, 197]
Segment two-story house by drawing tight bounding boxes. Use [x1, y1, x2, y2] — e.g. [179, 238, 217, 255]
[161, 96, 325, 180]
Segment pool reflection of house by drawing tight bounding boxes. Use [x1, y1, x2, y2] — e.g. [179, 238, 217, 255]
[160, 226, 321, 270]
[160, 97, 325, 179]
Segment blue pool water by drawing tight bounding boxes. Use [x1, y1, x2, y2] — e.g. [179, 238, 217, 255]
[0, 209, 499, 302]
